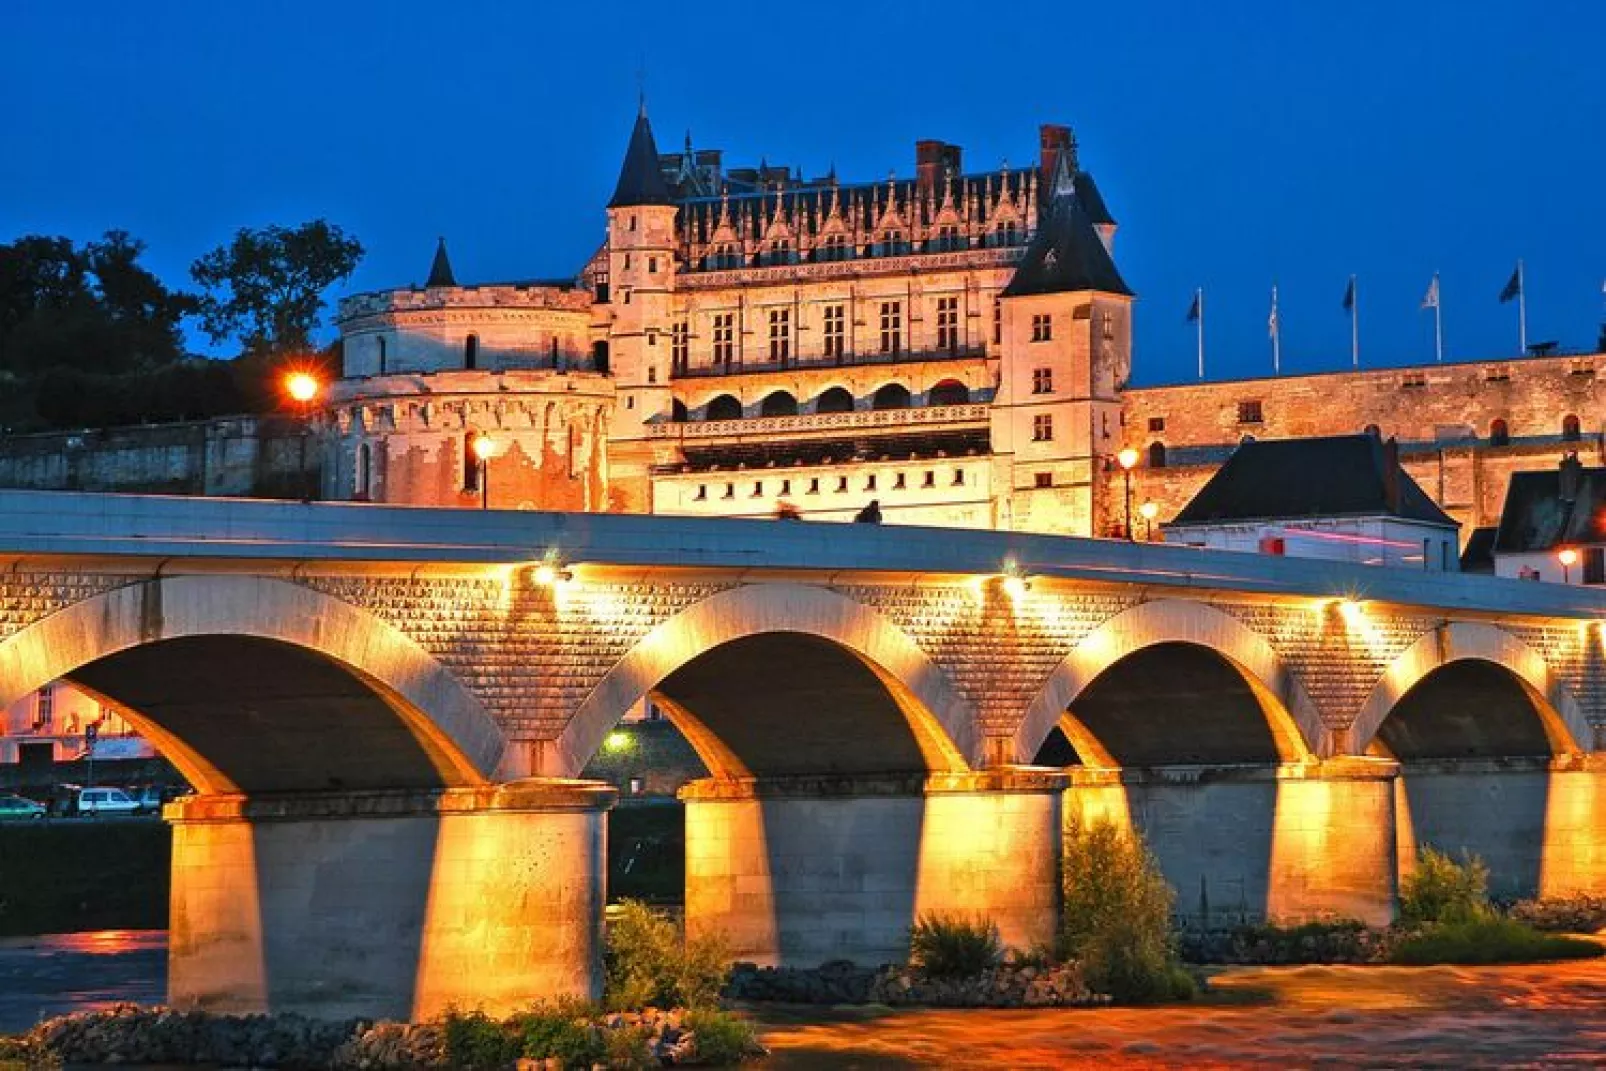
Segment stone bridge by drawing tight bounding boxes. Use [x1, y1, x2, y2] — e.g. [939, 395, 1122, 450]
[0, 490, 1601, 1018]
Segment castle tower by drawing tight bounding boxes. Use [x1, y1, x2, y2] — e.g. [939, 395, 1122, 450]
[993, 154, 1133, 536]
[603, 106, 679, 513]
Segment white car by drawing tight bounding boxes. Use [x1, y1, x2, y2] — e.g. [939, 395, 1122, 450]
[75, 787, 141, 816]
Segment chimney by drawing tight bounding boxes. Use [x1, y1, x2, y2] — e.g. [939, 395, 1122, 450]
[941, 143, 962, 176]
[916, 139, 945, 195]
[1039, 123, 1074, 181]
[1559, 452, 1583, 503]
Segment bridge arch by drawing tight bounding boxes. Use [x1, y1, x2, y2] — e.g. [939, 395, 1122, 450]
[0, 575, 503, 794]
[548, 582, 980, 778]
[1349, 622, 1590, 758]
[1012, 598, 1327, 765]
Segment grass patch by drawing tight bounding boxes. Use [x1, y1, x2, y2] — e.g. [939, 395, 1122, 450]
[1390, 916, 1605, 966]
[907, 913, 1002, 979]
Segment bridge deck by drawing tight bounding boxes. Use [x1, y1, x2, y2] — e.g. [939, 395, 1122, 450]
[0, 489, 1600, 619]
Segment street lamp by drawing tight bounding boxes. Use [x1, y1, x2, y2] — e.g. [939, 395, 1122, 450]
[1558, 547, 1579, 584]
[471, 433, 495, 510]
[1139, 500, 1159, 541]
[1117, 447, 1139, 540]
[282, 371, 322, 500]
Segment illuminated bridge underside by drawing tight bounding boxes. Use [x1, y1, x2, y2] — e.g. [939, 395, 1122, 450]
[0, 493, 1601, 1015]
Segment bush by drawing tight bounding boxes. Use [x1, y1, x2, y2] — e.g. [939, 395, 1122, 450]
[1390, 916, 1605, 966]
[1059, 816, 1194, 1003]
[1399, 848, 1490, 925]
[510, 998, 606, 1068]
[1508, 894, 1606, 934]
[440, 1008, 520, 1071]
[605, 900, 730, 1010]
[681, 1008, 761, 1065]
[907, 913, 1003, 979]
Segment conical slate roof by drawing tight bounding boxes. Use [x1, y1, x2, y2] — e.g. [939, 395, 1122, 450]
[426, 237, 456, 287]
[1002, 186, 1131, 298]
[608, 109, 674, 209]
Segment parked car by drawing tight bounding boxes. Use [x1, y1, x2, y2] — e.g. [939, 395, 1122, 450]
[128, 785, 174, 814]
[0, 793, 46, 820]
[74, 787, 141, 816]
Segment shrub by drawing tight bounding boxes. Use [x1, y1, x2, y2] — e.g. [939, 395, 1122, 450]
[440, 1008, 520, 1071]
[605, 900, 730, 1010]
[601, 1025, 655, 1071]
[1399, 848, 1490, 925]
[907, 913, 1003, 979]
[1059, 815, 1195, 1003]
[1390, 916, 1605, 966]
[1508, 894, 1606, 934]
[511, 998, 606, 1068]
[681, 1008, 761, 1066]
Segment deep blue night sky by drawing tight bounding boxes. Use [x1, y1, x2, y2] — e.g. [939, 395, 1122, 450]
[4, 0, 1603, 384]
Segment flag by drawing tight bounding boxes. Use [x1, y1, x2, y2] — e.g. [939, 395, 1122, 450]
[1499, 264, 1522, 303]
[1186, 291, 1201, 323]
[1268, 286, 1280, 339]
[1421, 275, 1439, 310]
[1342, 276, 1355, 313]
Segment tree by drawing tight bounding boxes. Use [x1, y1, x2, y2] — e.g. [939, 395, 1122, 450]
[190, 219, 363, 357]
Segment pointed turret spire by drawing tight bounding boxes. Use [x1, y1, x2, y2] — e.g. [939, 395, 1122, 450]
[608, 108, 673, 209]
[426, 236, 456, 288]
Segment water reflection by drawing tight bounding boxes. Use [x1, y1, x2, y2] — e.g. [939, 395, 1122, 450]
[0, 929, 165, 1033]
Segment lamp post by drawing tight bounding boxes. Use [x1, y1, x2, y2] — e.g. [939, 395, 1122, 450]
[1117, 447, 1139, 540]
[1139, 500, 1159, 542]
[284, 372, 322, 501]
[1558, 546, 1578, 584]
[471, 433, 495, 510]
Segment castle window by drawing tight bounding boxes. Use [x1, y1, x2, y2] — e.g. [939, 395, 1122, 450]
[1236, 400, 1263, 424]
[1563, 414, 1582, 441]
[865, 474, 877, 491]
[1035, 472, 1053, 489]
[1031, 314, 1052, 342]
[875, 230, 909, 256]
[1490, 418, 1510, 446]
[823, 304, 846, 359]
[952, 468, 965, 486]
[1586, 548, 1606, 585]
[712, 313, 735, 366]
[816, 386, 854, 414]
[462, 432, 481, 492]
[1032, 368, 1053, 395]
[708, 243, 743, 270]
[647, 256, 657, 273]
[376, 336, 387, 375]
[464, 334, 479, 370]
[1148, 442, 1167, 468]
[879, 301, 902, 355]
[722, 483, 734, 499]
[592, 340, 610, 374]
[873, 383, 911, 410]
[818, 234, 850, 262]
[752, 481, 764, 497]
[836, 476, 849, 493]
[356, 443, 372, 499]
[780, 479, 791, 494]
[762, 239, 794, 266]
[760, 391, 798, 418]
[1102, 310, 1115, 341]
[629, 215, 637, 231]
[623, 254, 631, 270]
[893, 472, 906, 489]
[1148, 416, 1165, 432]
[936, 296, 960, 352]
[923, 470, 936, 488]
[706, 394, 743, 421]
[671, 322, 689, 373]
[928, 380, 970, 406]
[807, 477, 820, 494]
[694, 485, 707, 501]
[35, 684, 54, 731]
[768, 307, 791, 363]
[1033, 414, 1053, 442]
[931, 224, 964, 253]
[993, 302, 1002, 346]
[647, 366, 657, 384]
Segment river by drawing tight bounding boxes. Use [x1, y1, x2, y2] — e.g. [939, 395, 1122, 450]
[3, 932, 1603, 1067]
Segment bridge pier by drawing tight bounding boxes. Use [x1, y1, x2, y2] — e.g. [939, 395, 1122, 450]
[166, 780, 613, 1020]
[1066, 759, 1399, 927]
[680, 770, 1064, 966]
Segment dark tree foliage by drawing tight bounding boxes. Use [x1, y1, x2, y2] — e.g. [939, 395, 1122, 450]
[35, 361, 248, 428]
[0, 231, 194, 377]
[190, 220, 363, 357]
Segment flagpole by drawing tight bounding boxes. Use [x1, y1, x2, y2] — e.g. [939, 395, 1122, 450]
[1434, 290, 1443, 363]
[1517, 258, 1527, 355]
[1350, 275, 1359, 369]
[1196, 287, 1205, 381]
[1271, 284, 1281, 375]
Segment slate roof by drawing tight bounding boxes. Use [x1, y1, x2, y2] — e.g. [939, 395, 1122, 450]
[609, 110, 674, 209]
[426, 237, 456, 288]
[1001, 185, 1131, 298]
[1169, 434, 1457, 528]
[1460, 526, 1497, 573]
[1492, 460, 1606, 552]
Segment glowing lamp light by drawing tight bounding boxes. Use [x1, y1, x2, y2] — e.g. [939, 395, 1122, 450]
[471, 433, 496, 462]
[534, 562, 573, 586]
[1002, 574, 1031, 600]
[284, 372, 320, 404]
[1558, 548, 1579, 567]
[604, 730, 632, 753]
[1117, 447, 1140, 471]
[1337, 598, 1365, 624]
[1139, 501, 1159, 522]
